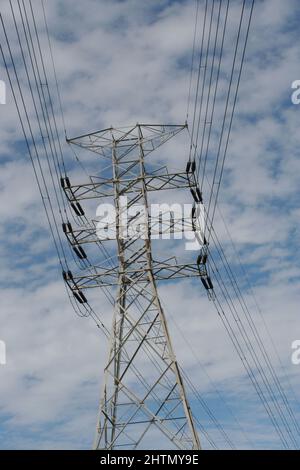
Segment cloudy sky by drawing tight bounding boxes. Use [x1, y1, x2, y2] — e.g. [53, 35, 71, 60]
[0, 0, 299, 450]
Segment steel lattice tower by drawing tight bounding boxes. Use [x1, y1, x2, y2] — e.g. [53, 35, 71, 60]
[62, 124, 213, 450]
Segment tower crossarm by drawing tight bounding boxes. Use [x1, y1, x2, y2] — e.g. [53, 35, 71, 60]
[60, 171, 195, 202]
[65, 261, 207, 290]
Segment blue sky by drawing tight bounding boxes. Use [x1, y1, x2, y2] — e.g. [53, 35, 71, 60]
[0, 0, 300, 450]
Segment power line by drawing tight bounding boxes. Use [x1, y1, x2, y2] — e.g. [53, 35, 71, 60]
[206, 0, 255, 242]
[186, 0, 200, 122]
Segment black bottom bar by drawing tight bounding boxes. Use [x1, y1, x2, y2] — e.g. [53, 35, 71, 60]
[0, 450, 299, 466]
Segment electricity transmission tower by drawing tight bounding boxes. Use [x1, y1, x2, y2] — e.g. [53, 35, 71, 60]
[62, 124, 213, 450]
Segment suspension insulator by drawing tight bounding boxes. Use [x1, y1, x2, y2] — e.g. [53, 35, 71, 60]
[71, 202, 85, 217]
[191, 188, 203, 204]
[206, 277, 214, 290]
[73, 290, 88, 304]
[190, 189, 198, 203]
[196, 188, 203, 203]
[73, 245, 87, 260]
[62, 270, 73, 281]
[60, 177, 71, 189]
[62, 222, 72, 234]
[200, 277, 210, 290]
